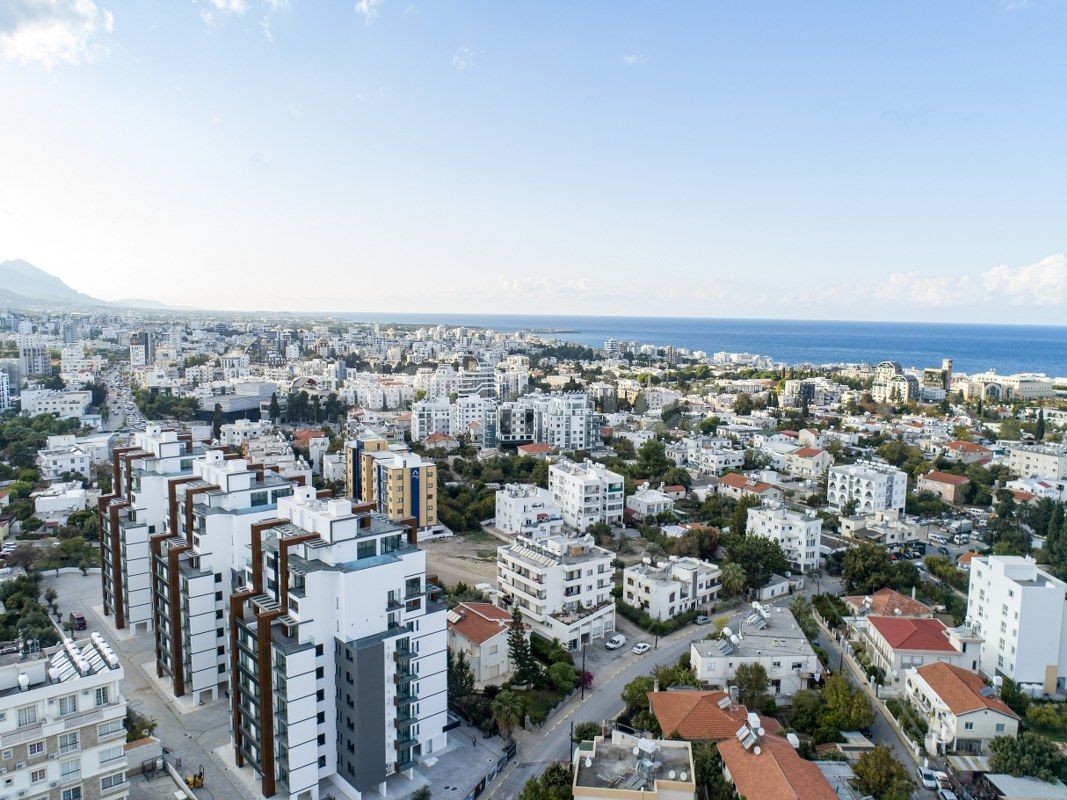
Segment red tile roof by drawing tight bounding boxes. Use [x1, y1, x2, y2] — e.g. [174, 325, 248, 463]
[842, 588, 933, 618]
[648, 690, 748, 740]
[447, 602, 514, 646]
[720, 473, 777, 494]
[718, 733, 838, 800]
[792, 447, 825, 459]
[914, 662, 1018, 719]
[946, 440, 992, 454]
[517, 443, 555, 454]
[923, 470, 970, 486]
[867, 616, 956, 652]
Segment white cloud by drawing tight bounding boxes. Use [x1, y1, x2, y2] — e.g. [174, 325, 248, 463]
[355, 0, 382, 22]
[0, 0, 115, 69]
[981, 254, 1067, 306]
[623, 53, 645, 66]
[207, 0, 249, 13]
[452, 46, 478, 71]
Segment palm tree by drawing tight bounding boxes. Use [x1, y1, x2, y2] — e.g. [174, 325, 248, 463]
[721, 562, 746, 597]
[491, 690, 525, 741]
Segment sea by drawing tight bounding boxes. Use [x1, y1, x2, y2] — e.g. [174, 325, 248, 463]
[336, 314, 1067, 377]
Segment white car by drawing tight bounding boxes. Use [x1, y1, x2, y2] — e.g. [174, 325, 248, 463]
[917, 769, 939, 790]
[632, 642, 652, 655]
[605, 634, 627, 650]
[937, 790, 957, 800]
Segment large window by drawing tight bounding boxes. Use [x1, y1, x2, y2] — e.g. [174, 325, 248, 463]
[100, 773, 126, 791]
[58, 694, 78, 716]
[17, 705, 37, 727]
[250, 490, 268, 507]
[59, 732, 79, 755]
[60, 759, 81, 781]
[94, 687, 110, 707]
[98, 719, 124, 739]
[357, 540, 376, 560]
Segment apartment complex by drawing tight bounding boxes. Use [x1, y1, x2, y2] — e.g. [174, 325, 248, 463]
[492, 392, 596, 451]
[409, 399, 451, 442]
[17, 334, 49, 378]
[548, 458, 624, 531]
[622, 556, 722, 620]
[966, 555, 1067, 694]
[494, 484, 564, 538]
[150, 449, 295, 703]
[745, 503, 821, 574]
[496, 532, 616, 649]
[1004, 442, 1067, 480]
[229, 486, 448, 800]
[827, 461, 907, 516]
[20, 389, 92, 421]
[345, 433, 438, 530]
[0, 634, 129, 800]
[98, 424, 205, 634]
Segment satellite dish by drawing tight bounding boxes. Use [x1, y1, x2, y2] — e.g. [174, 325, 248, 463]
[633, 746, 640, 756]
[668, 771, 676, 780]
[584, 757, 593, 768]
[722, 627, 733, 638]
[17, 673, 29, 691]
[757, 727, 765, 736]
[753, 746, 762, 756]
[680, 772, 688, 781]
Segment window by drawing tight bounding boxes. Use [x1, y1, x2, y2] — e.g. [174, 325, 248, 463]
[59, 732, 79, 754]
[58, 694, 78, 716]
[357, 540, 376, 560]
[17, 705, 37, 727]
[995, 723, 1006, 732]
[100, 772, 126, 791]
[31, 768, 46, 783]
[98, 719, 124, 739]
[99, 746, 123, 765]
[28, 741, 44, 756]
[62, 788, 83, 800]
[964, 722, 974, 731]
[60, 759, 81, 781]
[250, 490, 268, 507]
[94, 687, 110, 707]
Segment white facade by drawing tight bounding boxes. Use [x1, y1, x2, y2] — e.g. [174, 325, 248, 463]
[410, 398, 452, 441]
[450, 394, 493, 438]
[496, 532, 616, 649]
[219, 418, 273, 447]
[0, 635, 129, 800]
[36, 443, 92, 481]
[495, 484, 564, 538]
[625, 483, 674, 520]
[1004, 442, 1067, 480]
[20, 388, 92, 420]
[827, 461, 907, 516]
[33, 480, 89, 517]
[549, 457, 625, 531]
[622, 557, 722, 621]
[966, 555, 1067, 693]
[746, 502, 822, 573]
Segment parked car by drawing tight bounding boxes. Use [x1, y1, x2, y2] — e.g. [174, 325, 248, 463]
[917, 769, 939, 790]
[937, 790, 958, 800]
[632, 642, 652, 655]
[69, 611, 87, 631]
[695, 615, 711, 625]
[605, 634, 626, 650]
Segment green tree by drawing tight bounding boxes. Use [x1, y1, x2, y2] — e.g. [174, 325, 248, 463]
[1026, 704, 1063, 733]
[517, 762, 573, 800]
[720, 562, 747, 596]
[725, 534, 788, 590]
[411, 787, 432, 800]
[491, 690, 525, 742]
[268, 392, 281, 423]
[573, 721, 602, 742]
[732, 394, 753, 416]
[635, 439, 670, 480]
[821, 675, 875, 730]
[1036, 408, 1046, 441]
[990, 732, 1065, 781]
[447, 649, 475, 700]
[548, 661, 577, 693]
[211, 403, 223, 441]
[730, 494, 760, 537]
[621, 675, 655, 712]
[853, 746, 915, 800]
[732, 662, 769, 710]
[508, 609, 539, 685]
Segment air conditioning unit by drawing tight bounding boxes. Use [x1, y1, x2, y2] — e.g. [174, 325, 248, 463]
[14, 763, 25, 770]
[0, 767, 7, 774]
[82, 689, 91, 695]
[49, 783, 58, 789]
[48, 753, 59, 760]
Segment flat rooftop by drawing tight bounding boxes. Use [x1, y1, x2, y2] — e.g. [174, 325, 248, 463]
[574, 735, 693, 793]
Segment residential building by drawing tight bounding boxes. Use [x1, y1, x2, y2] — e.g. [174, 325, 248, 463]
[904, 662, 1018, 755]
[842, 587, 933, 619]
[941, 440, 993, 465]
[446, 602, 521, 683]
[99, 424, 206, 634]
[457, 363, 496, 398]
[36, 442, 92, 481]
[838, 509, 917, 548]
[918, 471, 970, 504]
[410, 398, 452, 441]
[691, 605, 820, 700]
[492, 392, 596, 451]
[718, 727, 837, 800]
[717, 472, 783, 505]
[364, 450, 438, 530]
[450, 394, 493, 439]
[228, 486, 448, 800]
[622, 557, 721, 620]
[966, 555, 1067, 693]
[0, 634, 129, 800]
[219, 418, 273, 447]
[746, 502, 822, 573]
[783, 447, 833, 479]
[129, 331, 156, 367]
[827, 461, 907, 516]
[573, 730, 695, 800]
[343, 430, 390, 503]
[647, 689, 750, 741]
[1004, 442, 1067, 480]
[17, 334, 49, 378]
[32, 480, 89, 518]
[494, 484, 564, 538]
[20, 388, 92, 420]
[548, 458, 625, 531]
[0, 371, 10, 412]
[625, 483, 674, 520]
[860, 616, 981, 695]
[150, 449, 295, 704]
[496, 532, 615, 649]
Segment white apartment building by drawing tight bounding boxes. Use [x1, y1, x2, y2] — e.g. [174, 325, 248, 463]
[409, 398, 452, 441]
[827, 461, 907, 517]
[622, 556, 722, 621]
[496, 532, 616, 649]
[17, 334, 49, 378]
[36, 443, 92, 481]
[625, 484, 674, 520]
[32, 481, 89, 518]
[495, 484, 564, 538]
[549, 458, 625, 531]
[966, 555, 1067, 694]
[219, 418, 273, 447]
[450, 394, 493, 439]
[691, 605, 820, 700]
[746, 502, 822, 574]
[693, 446, 744, 476]
[492, 392, 596, 451]
[457, 363, 496, 398]
[1004, 442, 1067, 480]
[0, 372, 10, 412]
[20, 389, 92, 421]
[100, 424, 205, 634]
[229, 487, 448, 800]
[151, 450, 295, 704]
[495, 362, 529, 401]
[0, 635, 129, 800]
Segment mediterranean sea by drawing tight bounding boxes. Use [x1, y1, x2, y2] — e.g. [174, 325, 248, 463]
[336, 314, 1067, 377]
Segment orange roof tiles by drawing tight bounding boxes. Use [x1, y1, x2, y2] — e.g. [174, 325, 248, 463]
[447, 602, 514, 646]
[648, 690, 748, 740]
[914, 662, 1018, 718]
[842, 587, 933, 618]
[923, 470, 970, 486]
[868, 616, 956, 652]
[792, 447, 825, 459]
[718, 733, 838, 800]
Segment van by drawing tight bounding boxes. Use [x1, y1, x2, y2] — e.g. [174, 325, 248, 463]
[69, 611, 86, 631]
[929, 533, 948, 545]
[952, 534, 969, 546]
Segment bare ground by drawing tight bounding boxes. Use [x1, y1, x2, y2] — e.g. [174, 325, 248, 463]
[422, 533, 501, 589]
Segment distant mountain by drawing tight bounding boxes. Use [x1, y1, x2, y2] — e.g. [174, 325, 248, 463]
[0, 259, 104, 305]
[0, 259, 185, 310]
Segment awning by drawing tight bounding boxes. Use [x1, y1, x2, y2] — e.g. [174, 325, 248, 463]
[946, 754, 991, 774]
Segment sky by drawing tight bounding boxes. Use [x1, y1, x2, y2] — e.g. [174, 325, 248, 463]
[1, 1, 1066, 323]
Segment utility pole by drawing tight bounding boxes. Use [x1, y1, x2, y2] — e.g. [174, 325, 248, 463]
[581, 643, 587, 700]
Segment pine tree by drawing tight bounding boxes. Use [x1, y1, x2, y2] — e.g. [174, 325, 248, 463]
[268, 392, 281, 424]
[1036, 408, 1046, 441]
[507, 609, 539, 685]
[211, 403, 223, 442]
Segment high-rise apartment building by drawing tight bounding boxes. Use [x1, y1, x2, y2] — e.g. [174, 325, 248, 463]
[229, 487, 447, 799]
[827, 461, 908, 517]
[346, 433, 438, 530]
[17, 334, 49, 378]
[129, 331, 156, 367]
[409, 398, 451, 441]
[548, 457, 625, 531]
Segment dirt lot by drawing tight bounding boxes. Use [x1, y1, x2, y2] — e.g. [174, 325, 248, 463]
[423, 532, 501, 589]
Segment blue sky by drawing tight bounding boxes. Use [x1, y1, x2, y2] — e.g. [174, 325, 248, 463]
[1, 1, 1065, 321]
